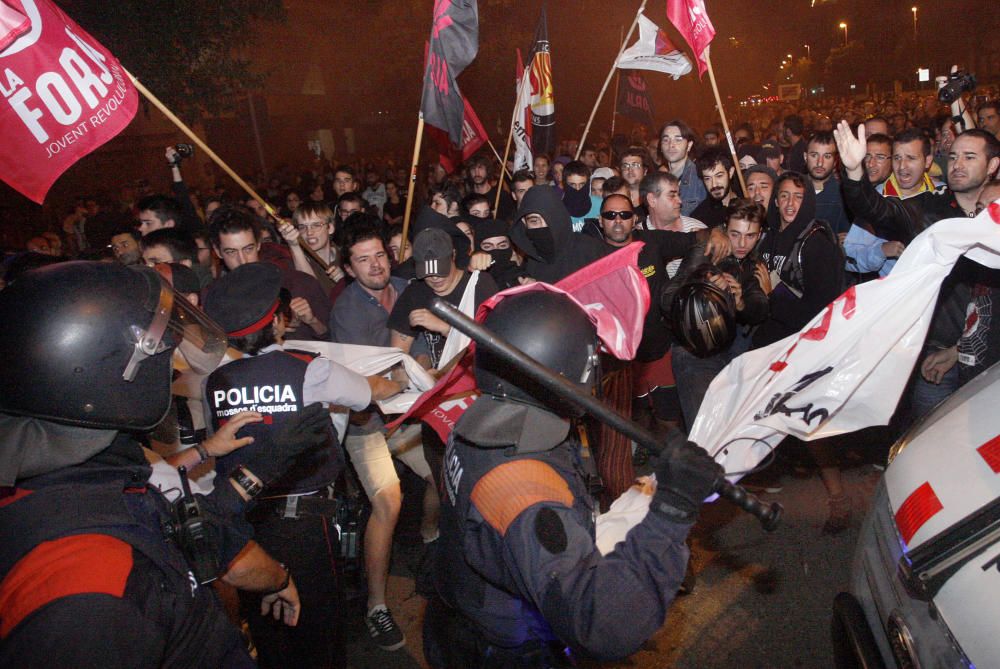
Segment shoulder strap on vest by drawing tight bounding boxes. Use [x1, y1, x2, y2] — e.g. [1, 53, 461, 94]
[470, 459, 574, 537]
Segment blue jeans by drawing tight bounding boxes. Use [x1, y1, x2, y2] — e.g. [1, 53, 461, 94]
[671, 329, 752, 429]
[909, 364, 960, 424]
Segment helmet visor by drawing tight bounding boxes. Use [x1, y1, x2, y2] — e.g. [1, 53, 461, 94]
[123, 269, 227, 380]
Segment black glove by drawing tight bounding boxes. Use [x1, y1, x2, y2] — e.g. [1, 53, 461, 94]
[651, 441, 723, 523]
[244, 402, 332, 485]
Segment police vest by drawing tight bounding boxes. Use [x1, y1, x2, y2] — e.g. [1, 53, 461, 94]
[437, 432, 596, 649]
[0, 447, 245, 667]
[207, 350, 340, 495]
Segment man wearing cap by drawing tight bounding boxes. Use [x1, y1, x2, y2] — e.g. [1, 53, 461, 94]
[388, 228, 498, 371]
[759, 141, 784, 176]
[203, 262, 403, 669]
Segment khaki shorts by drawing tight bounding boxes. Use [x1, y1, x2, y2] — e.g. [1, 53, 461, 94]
[343, 424, 431, 499]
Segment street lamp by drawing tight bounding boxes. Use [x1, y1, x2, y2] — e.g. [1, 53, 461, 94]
[839, 22, 848, 46]
[911, 6, 918, 39]
[804, 43, 811, 59]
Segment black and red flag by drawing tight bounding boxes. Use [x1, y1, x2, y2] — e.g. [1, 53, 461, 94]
[421, 0, 479, 146]
[526, 4, 555, 157]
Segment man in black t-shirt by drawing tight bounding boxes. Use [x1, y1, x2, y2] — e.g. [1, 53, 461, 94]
[388, 228, 498, 370]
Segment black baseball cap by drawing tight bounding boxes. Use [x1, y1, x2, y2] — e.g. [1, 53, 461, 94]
[413, 228, 453, 279]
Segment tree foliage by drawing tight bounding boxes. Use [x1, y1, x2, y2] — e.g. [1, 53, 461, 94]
[64, 0, 286, 122]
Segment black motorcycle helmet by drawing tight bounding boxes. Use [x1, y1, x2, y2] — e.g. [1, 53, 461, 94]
[670, 265, 737, 358]
[0, 261, 226, 430]
[474, 291, 600, 415]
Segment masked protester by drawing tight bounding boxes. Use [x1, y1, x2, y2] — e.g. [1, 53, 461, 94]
[473, 217, 523, 289]
[510, 186, 608, 284]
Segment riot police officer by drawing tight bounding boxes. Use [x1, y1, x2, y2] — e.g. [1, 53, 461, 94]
[0, 262, 326, 667]
[426, 290, 724, 667]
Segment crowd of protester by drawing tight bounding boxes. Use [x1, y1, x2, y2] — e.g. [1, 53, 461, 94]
[3, 83, 1000, 666]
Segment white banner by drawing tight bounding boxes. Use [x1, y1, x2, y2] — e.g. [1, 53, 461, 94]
[616, 14, 692, 80]
[689, 204, 1000, 482]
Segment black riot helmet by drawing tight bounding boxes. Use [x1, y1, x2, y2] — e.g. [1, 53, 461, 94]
[474, 291, 600, 415]
[670, 265, 737, 358]
[0, 261, 227, 430]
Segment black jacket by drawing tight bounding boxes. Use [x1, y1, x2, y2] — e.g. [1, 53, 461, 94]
[753, 182, 844, 348]
[510, 186, 608, 284]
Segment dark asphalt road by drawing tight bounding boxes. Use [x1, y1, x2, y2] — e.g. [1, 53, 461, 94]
[345, 452, 884, 669]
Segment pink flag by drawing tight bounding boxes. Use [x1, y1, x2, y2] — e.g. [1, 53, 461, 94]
[388, 243, 650, 438]
[0, 0, 140, 203]
[666, 0, 716, 79]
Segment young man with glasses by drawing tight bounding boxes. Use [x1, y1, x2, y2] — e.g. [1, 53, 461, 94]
[277, 202, 346, 297]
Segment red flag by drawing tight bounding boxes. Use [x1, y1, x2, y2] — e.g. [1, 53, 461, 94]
[666, 0, 716, 79]
[429, 94, 488, 174]
[388, 244, 649, 438]
[0, 0, 139, 203]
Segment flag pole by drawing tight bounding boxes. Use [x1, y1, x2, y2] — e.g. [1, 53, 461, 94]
[125, 69, 330, 270]
[705, 54, 748, 195]
[400, 112, 426, 260]
[576, 0, 647, 159]
[610, 25, 624, 138]
[494, 74, 521, 219]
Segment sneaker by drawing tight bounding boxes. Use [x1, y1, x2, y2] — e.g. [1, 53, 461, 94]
[366, 605, 405, 651]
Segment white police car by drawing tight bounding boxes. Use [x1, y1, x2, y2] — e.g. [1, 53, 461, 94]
[833, 360, 1000, 668]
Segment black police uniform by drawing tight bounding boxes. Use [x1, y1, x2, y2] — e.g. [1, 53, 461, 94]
[0, 434, 252, 668]
[206, 349, 346, 669]
[426, 397, 695, 667]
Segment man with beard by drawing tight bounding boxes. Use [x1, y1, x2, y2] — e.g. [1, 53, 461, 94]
[110, 224, 142, 266]
[806, 131, 851, 235]
[690, 148, 743, 228]
[658, 120, 707, 216]
[329, 223, 433, 651]
[466, 153, 514, 220]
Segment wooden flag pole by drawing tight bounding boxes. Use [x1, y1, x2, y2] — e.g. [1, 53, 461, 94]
[610, 25, 624, 138]
[705, 54, 748, 195]
[576, 0, 647, 159]
[400, 113, 426, 260]
[494, 86, 520, 219]
[126, 69, 330, 271]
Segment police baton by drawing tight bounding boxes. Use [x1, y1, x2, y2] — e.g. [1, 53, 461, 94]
[430, 298, 783, 531]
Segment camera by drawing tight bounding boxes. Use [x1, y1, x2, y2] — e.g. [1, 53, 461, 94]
[937, 71, 976, 104]
[169, 143, 195, 167]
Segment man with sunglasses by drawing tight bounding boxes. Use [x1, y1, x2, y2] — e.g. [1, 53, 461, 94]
[599, 194, 732, 445]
